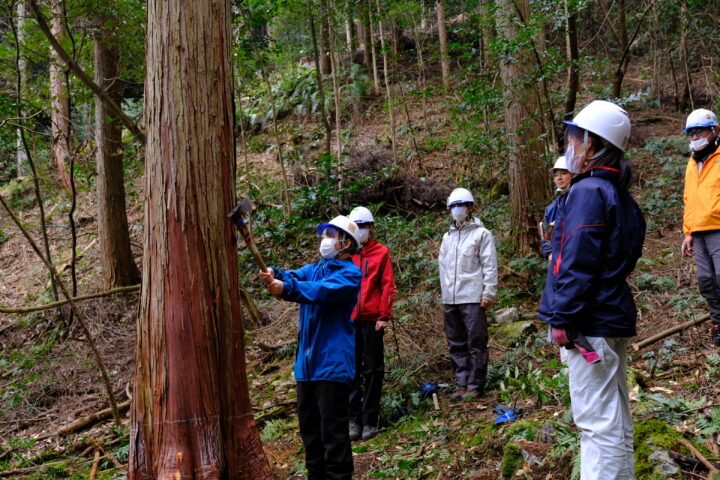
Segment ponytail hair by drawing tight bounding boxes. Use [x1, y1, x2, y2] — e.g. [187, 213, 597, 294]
[588, 133, 635, 191]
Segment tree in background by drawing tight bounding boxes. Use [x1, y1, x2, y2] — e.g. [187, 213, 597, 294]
[49, 0, 71, 190]
[129, 0, 272, 477]
[93, 9, 140, 288]
[496, 0, 551, 253]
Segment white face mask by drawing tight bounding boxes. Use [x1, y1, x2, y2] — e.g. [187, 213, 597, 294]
[357, 228, 370, 246]
[565, 144, 584, 174]
[690, 137, 710, 152]
[319, 237, 339, 260]
[451, 205, 469, 224]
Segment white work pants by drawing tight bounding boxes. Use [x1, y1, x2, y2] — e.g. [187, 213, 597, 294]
[567, 337, 634, 480]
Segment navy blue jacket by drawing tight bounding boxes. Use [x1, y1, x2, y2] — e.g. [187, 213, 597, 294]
[271, 259, 361, 384]
[538, 167, 646, 337]
[541, 194, 564, 259]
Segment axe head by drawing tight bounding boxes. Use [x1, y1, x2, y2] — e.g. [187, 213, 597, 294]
[228, 197, 253, 226]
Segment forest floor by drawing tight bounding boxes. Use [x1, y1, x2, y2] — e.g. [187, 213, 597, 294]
[2, 67, 720, 480]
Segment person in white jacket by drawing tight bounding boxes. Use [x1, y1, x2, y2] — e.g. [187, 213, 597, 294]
[438, 188, 498, 401]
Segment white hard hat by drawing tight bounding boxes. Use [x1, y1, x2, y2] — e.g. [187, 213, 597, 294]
[349, 206, 374, 225]
[684, 109, 719, 131]
[552, 156, 568, 171]
[564, 100, 631, 152]
[447, 188, 475, 208]
[316, 215, 362, 247]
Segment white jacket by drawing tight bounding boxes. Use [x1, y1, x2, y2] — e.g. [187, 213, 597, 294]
[438, 217, 498, 305]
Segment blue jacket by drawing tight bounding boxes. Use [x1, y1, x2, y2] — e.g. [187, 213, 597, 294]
[271, 259, 361, 384]
[538, 167, 646, 338]
[541, 194, 565, 259]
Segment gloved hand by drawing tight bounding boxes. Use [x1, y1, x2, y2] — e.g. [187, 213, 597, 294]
[551, 327, 570, 346]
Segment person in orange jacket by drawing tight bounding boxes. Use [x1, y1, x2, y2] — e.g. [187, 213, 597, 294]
[347, 206, 396, 442]
[681, 108, 720, 347]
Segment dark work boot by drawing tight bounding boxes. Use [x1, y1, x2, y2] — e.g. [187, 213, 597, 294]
[713, 324, 720, 348]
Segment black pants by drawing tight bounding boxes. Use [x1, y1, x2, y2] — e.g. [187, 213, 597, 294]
[297, 381, 353, 480]
[694, 231, 720, 326]
[349, 321, 385, 428]
[443, 303, 488, 392]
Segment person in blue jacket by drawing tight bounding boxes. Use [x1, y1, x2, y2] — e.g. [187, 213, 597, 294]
[260, 215, 362, 480]
[541, 155, 572, 260]
[539, 100, 646, 480]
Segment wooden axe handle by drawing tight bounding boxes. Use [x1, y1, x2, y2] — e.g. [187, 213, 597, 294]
[236, 222, 268, 272]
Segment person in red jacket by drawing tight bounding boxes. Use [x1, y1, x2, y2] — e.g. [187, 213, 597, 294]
[347, 206, 396, 442]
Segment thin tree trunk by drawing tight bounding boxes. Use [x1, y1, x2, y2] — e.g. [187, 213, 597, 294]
[361, 0, 372, 69]
[376, 0, 396, 163]
[309, 9, 332, 156]
[679, 0, 693, 110]
[94, 19, 140, 289]
[436, 0, 450, 90]
[49, 0, 71, 190]
[345, 0, 356, 61]
[15, 0, 27, 177]
[9, 0, 58, 302]
[652, 0, 661, 104]
[496, 0, 550, 254]
[563, 0, 579, 120]
[479, 1, 496, 71]
[129, 0, 272, 478]
[368, 7, 380, 95]
[321, 0, 343, 159]
[319, 12, 332, 74]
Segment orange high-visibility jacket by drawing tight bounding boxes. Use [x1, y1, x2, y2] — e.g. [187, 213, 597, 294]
[683, 146, 720, 235]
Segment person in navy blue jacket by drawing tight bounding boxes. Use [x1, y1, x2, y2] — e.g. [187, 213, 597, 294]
[538, 100, 645, 480]
[260, 215, 362, 480]
[541, 155, 572, 259]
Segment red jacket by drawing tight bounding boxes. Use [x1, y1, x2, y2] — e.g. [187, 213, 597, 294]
[351, 238, 395, 321]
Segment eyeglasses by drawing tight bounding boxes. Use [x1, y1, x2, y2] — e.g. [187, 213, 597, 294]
[686, 127, 711, 138]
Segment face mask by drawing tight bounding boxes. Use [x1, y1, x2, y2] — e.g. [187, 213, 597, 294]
[357, 228, 370, 246]
[451, 206, 468, 224]
[690, 137, 710, 152]
[319, 237, 339, 260]
[565, 144, 584, 174]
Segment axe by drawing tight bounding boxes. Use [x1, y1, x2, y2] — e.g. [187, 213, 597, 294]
[228, 197, 268, 273]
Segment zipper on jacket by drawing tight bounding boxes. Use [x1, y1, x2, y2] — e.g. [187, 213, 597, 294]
[452, 226, 463, 303]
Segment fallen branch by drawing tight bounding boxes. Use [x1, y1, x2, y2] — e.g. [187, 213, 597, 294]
[632, 314, 710, 351]
[0, 460, 67, 477]
[678, 438, 720, 474]
[57, 400, 131, 436]
[0, 285, 140, 313]
[89, 450, 100, 480]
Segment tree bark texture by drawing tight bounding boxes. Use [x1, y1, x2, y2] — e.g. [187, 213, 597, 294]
[361, 0, 372, 69]
[563, 0, 579, 120]
[436, 0, 450, 90]
[49, 0, 71, 190]
[94, 22, 140, 289]
[15, 0, 27, 177]
[129, 1, 272, 478]
[496, 0, 550, 254]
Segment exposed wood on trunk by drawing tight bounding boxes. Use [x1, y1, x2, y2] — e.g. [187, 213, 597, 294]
[129, 0, 272, 478]
[49, 0, 71, 190]
[496, 0, 550, 254]
[436, 0, 450, 90]
[94, 21, 140, 289]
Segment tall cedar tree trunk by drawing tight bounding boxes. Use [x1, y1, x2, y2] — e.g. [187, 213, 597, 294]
[345, 0, 355, 61]
[563, 0, 579, 120]
[49, 0, 71, 190]
[94, 21, 140, 288]
[496, 0, 550, 254]
[478, 1, 496, 70]
[128, 1, 272, 478]
[16, 0, 27, 177]
[436, 0, 450, 90]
